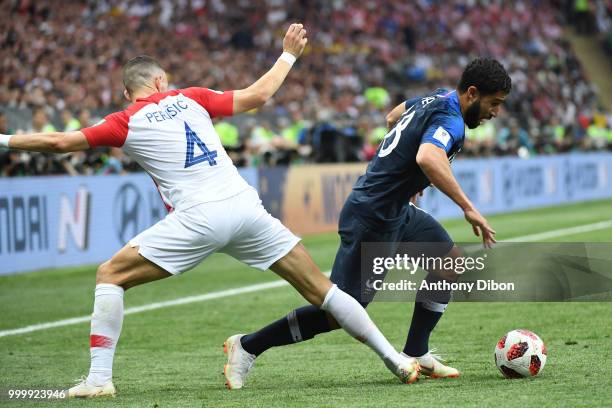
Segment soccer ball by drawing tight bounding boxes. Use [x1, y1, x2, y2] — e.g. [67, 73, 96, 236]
[494, 329, 547, 378]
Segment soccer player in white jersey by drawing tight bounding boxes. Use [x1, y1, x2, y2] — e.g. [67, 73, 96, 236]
[0, 24, 420, 397]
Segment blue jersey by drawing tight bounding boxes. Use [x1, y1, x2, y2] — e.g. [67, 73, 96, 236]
[347, 89, 465, 229]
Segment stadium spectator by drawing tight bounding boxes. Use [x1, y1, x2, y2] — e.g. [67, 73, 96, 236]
[31, 109, 56, 133]
[573, 0, 595, 35]
[0, 111, 25, 177]
[215, 120, 249, 166]
[61, 110, 81, 132]
[586, 112, 612, 149]
[498, 120, 533, 157]
[78, 109, 92, 129]
[0, 112, 11, 135]
[97, 147, 126, 175]
[464, 121, 497, 157]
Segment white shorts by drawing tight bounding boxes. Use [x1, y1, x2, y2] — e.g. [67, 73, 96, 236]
[129, 188, 300, 275]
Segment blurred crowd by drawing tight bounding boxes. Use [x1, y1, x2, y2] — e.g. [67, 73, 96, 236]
[1, 0, 611, 176]
[562, 0, 612, 55]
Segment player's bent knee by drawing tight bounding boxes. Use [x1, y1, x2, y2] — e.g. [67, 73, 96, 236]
[95, 259, 130, 288]
[435, 264, 460, 282]
[446, 245, 463, 281]
[426, 245, 462, 282]
[95, 261, 118, 285]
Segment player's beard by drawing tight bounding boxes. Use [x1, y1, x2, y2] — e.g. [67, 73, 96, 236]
[464, 99, 482, 129]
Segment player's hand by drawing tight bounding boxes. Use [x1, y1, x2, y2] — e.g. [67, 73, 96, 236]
[464, 208, 496, 249]
[283, 23, 307, 58]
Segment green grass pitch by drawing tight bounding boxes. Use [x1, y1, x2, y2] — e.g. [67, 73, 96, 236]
[1, 200, 611, 407]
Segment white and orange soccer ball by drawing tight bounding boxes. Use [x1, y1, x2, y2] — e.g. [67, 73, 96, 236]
[494, 329, 547, 378]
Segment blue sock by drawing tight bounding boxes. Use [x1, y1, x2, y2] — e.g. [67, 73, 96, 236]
[241, 305, 333, 356]
[403, 301, 447, 357]
[403, 274, 451, 357]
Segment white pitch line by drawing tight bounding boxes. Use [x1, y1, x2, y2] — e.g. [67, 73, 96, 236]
[503, 219, 612, 242]
[0, 280, 290, 338]
[1, 219, 611, 338]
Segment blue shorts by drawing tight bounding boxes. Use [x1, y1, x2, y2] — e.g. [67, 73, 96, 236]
[330, 202, 453, 305]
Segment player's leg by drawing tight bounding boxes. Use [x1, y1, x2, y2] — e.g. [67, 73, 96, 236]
[70, 244, 172, 398]
[223, 191, 418, 388]
[89, 245, 172, 381]
[238, 243, 343, 358]
[71, 207, 216, 398]
[401, 203, 460, 378]
[239, 212, 381, 357]
[227, 242, 352, 388]
[269, 243, 418, 383]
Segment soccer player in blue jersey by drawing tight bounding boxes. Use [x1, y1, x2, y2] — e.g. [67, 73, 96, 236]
[223, 57, 511, 387]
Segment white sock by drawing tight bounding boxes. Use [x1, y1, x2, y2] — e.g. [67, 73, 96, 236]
[320, 285, 401, 367]
[86, 283, 124, 386]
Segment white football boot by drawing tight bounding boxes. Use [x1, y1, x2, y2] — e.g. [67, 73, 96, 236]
[403, 349, 460, 379]
[385, 354, 420, 384]
[223, 334, 256, 389]
[68, 377, 116, 398]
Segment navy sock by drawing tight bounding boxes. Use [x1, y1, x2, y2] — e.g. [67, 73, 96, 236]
[241, 305, 333, 356]
[403, 301, 446, 357]
[403, 274, 451, 357]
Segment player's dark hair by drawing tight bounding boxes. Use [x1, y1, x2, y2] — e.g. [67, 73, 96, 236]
[122, 55, 165, 96]
[458, 57, 512, 96]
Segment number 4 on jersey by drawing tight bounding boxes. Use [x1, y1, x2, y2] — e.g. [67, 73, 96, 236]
[184, 122, 218, 168]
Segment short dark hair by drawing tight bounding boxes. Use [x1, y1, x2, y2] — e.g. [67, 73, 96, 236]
[458, 57, 512, 95]
[122, 55, 164, 96]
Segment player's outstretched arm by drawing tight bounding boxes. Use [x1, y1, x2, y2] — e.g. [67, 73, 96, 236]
[232, 23, 307, 114]
[416, 142, 496, 247]
[0, 131, 90, 153]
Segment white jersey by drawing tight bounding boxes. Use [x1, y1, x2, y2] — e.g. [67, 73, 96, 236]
[82, 87, 250, 212]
